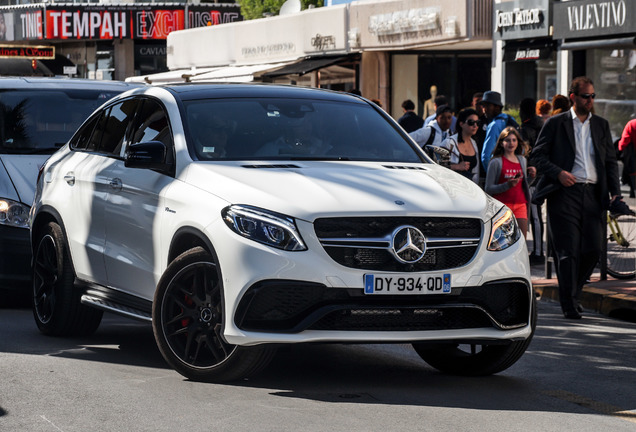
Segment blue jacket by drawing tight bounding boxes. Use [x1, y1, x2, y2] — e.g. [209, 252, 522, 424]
[481, 113, 519, 172]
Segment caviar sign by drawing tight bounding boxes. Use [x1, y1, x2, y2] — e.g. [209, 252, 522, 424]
[0, 44, 54, 59]
[45, 5, 185, 40]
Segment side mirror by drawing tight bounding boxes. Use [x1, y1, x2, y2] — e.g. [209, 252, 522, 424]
[125, 141, 169, 171]
[424, 145, 451, 168]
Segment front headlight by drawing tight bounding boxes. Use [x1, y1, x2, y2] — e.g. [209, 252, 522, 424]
[487, 207, 520, 251]
[0, 198, 30, 229]
[222, 205, 307, 251]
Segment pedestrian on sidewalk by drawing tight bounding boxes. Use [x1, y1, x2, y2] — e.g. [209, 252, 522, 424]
[519, 98, 545, 263]
[439, 107, 480, 184]
[485, 127, 534, 238]
[397, 99, 424, 133]
[617, 117, 636, 198]
[530, 76, 623, 319]
[410, 104, 453, 149]
[480, 91, 519, 172]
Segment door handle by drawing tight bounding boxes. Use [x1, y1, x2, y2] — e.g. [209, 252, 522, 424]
[64, 173, 75, 186]
[109, 178, 123, 191]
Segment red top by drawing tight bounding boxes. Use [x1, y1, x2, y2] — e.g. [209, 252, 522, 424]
[618, 119, 636, 152]
[494, 157, 526, 204]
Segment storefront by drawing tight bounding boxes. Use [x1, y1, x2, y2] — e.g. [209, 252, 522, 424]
[0, 2, 242, 80]
[494, 0, 557, 106]
[349, 0, 493, 119]
[553, 0, 636, 140]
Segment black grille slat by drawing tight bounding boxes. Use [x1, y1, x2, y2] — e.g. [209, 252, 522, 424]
[235, 280, 531, 332]
[314, 217, 481, 271]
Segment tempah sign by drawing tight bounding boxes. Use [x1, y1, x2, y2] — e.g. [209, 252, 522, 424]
[45, 5, 185, 40]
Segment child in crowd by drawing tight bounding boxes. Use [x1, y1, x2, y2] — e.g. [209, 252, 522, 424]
[485, 127, 536, 238]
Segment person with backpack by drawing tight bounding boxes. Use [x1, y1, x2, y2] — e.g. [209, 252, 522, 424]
[409, 104, 453, 149]
[480, 91, 519, 172]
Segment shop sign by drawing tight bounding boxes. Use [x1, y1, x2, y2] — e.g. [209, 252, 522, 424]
[503, 45, 553, 62]
[553, 0, 636, 39]
[0, 44, 54, 59]
[241, 42, 296, 58]
[187, 5, 242, 28]
[0, 9, 44, 41]
[45, 5, 185, 40]
[368, 7, 441, 37]
[311, 34, 336, 51]
[493, 0, 549, 40]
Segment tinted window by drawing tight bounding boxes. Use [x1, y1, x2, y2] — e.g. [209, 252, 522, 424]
[183, 98, 422, 163]
[69, 115, 99, 151]
[0, 89, 123, 154]
[97, 99, 139, 156]
[129, 99, 172, 147]
[87, 109, 108, 152]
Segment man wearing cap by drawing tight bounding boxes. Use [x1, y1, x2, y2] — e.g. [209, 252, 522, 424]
[480, 91, 519, 171]
[409, 105, 453, 148]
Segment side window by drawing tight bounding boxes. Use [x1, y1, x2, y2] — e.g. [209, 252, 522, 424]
[69, 115, 99, 151]
[130, 99, 173, 148]
[97, 99, 139, 156]
[86, 109, 109, 152]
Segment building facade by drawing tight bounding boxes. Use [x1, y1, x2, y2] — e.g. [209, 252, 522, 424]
[137, 0, 493, 121]
[0, 2, 242, 80]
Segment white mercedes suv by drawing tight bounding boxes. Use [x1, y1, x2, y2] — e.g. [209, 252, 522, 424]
[30, 84, 535, 382]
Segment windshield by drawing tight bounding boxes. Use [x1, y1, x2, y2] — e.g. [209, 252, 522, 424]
[0, 89, 121, 154]
[183, 98, 423, 163]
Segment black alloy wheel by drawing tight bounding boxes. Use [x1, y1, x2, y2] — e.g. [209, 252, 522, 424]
[32, 221, 102, 336]
[153, 247, 275, 382]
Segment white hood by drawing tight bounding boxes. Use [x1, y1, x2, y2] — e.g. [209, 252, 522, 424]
[0, 154, 49, 205]
[183, 161, 492, 221]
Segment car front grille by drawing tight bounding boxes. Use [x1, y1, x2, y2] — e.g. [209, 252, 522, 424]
[314, 217, 482, 271]
[234, 279, 531, 333]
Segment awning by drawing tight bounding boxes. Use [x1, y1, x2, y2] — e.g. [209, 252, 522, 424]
[126, 67, 220, 84]
[560, 37, 636, 51]
[260, 55, 356, 78]
[190, 62, 293, 83]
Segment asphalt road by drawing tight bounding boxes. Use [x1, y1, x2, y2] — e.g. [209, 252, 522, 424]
[1, 300, 636, 431]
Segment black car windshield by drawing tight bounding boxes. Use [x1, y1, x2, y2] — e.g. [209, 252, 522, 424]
[0, 89, 120, 154]
[183, 98, 423, 163]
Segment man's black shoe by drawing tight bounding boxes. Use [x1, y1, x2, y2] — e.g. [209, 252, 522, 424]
[564, 310, 582, 319]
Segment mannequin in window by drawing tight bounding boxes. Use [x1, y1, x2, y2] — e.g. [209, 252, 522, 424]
[423, 85, 437, 118]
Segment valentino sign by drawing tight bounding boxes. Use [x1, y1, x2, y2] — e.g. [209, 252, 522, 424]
[553, 0, 634, 38]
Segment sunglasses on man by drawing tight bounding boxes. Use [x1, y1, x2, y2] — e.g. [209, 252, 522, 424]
[578, 93, 596, 99]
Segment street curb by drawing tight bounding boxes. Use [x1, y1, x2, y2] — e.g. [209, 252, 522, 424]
[533, 282, 636, 317]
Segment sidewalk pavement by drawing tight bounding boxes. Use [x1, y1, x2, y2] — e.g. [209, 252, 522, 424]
[532, 266, 636, 320]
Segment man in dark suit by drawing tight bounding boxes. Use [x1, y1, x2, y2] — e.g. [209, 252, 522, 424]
[530, 76, 622, 319]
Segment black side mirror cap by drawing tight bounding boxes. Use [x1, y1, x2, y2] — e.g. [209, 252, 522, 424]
[125, 141, 168, 171]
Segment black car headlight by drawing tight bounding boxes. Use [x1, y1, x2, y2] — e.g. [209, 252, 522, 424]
[0, 198, 30, 229]
[487, 207, 520, 251]
[222, 205, 307, 251]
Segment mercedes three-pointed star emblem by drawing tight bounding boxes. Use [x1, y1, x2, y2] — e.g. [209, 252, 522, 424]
[391, 225, 427, 264]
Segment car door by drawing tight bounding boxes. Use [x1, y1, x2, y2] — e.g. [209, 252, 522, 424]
[103, 97, 175, 299]
[60, 98, 140, 286]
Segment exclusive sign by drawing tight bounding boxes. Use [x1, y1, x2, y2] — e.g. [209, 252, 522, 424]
[45, 5, 185, 40]
[0, 44, 54, 59]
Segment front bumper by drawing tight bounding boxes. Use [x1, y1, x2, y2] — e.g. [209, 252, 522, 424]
[211, 217, 533, 346]
[0, 225, 32, 290]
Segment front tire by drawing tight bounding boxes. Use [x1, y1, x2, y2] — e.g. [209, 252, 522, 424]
[152, 247, 275, 382]
[32, 221, 103, 336]
[413, 297, 537, 376]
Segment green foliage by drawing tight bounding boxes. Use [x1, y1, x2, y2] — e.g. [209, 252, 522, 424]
[503, 107, 520, 126]
[237, 0, 323, 20]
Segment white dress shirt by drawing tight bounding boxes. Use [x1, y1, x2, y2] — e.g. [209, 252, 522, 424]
[570, 107, 598, 184]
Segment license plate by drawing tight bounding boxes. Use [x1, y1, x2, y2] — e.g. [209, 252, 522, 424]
[364, 273, 451, 295]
